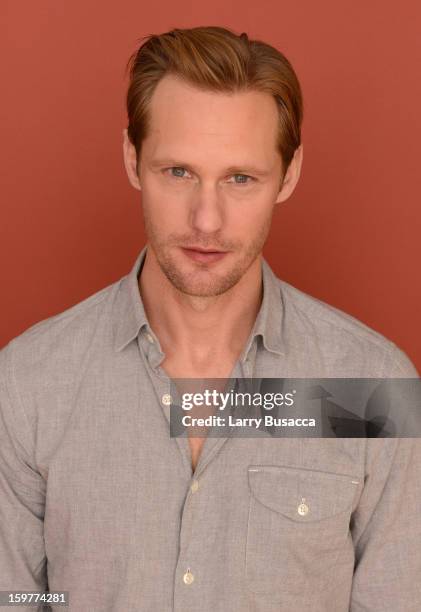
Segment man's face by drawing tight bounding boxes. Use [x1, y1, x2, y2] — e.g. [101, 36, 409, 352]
[137, 74, 286, 297]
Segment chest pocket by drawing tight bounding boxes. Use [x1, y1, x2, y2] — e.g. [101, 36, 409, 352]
[246, 464, 361, 598]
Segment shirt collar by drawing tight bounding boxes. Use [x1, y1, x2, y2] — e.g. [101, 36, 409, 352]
[113, 245, 284, 357]
[113, 246, 149, 352]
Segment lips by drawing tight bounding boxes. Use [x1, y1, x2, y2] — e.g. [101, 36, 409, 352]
[185, 246, 225, 253]
[181, 247, 228, 264]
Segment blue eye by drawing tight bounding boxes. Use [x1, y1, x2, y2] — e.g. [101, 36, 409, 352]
[230, 174, 253, 184]
[169, 167, 188, 178]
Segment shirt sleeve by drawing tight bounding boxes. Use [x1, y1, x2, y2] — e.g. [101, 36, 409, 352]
[0, 341, 49, 611]
[349, 343, 421, 611]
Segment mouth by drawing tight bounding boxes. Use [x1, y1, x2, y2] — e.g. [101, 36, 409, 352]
[180, 246, 229, 264]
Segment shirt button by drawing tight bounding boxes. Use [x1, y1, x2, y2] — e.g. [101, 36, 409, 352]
[297, 499, 309, 516]
[145, 332, 154, 343]
[183, 570, 194, 585]
[162, 393, 172, 406]
[191, 480, 199, 494]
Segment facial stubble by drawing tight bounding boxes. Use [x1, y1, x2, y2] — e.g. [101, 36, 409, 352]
[142, 204, 274, 298]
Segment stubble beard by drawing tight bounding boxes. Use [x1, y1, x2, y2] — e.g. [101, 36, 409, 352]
[142, 208, 273, 298]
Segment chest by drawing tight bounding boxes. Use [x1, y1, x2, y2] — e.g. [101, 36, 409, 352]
[159, 355, 238, 471]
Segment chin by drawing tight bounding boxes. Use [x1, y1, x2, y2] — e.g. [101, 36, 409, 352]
[154, 243, 257, 297]
[165, 266, 244, 298]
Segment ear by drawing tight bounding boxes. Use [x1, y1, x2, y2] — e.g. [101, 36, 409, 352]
[275, 144, 303, 204]
[122, 128, 142, 191]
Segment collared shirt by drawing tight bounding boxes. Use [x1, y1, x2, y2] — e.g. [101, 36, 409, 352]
[0, 245, 420, 612]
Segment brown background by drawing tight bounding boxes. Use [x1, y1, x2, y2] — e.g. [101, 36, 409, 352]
[1, 0, 420, 369]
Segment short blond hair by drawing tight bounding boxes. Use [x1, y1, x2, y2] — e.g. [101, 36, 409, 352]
[125, 26, 303, 175]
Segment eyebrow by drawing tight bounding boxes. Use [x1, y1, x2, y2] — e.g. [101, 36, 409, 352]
[148, 159, 272, 177]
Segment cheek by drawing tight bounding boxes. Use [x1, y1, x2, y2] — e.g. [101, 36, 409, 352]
[226, 195, 274, 234]
[142, 182, 189, 225]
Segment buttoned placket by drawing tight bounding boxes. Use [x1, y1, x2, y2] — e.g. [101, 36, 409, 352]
[136, 326, 260, 610]
[171, 357, 253, 612]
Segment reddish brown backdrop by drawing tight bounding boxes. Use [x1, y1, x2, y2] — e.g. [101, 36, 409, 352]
[1, 0, 420, 369]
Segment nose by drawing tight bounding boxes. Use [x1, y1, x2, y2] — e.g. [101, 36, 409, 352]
[189, 182, 224, 234]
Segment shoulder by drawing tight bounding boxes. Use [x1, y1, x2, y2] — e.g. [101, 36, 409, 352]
[0, 277, 123, 403]
[277, 278, 418, 377]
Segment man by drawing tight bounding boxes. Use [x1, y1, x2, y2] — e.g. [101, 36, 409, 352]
[0, 26, 420, 612]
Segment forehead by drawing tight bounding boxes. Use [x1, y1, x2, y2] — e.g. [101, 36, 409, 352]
[143, 74, 280, 164]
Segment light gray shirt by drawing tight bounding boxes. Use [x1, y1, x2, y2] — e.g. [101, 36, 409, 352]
[1, 245, 420, 611]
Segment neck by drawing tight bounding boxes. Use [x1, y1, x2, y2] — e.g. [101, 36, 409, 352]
[138, 245, 263, 367]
